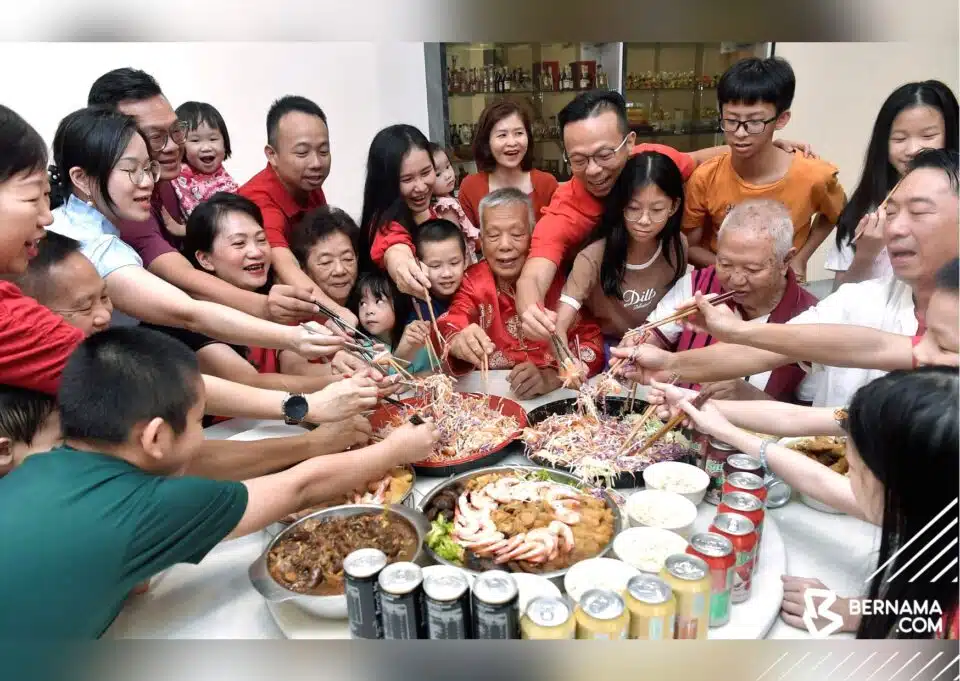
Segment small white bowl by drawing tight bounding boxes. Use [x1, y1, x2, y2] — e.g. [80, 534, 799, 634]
[563, 557, 641, 604]
[625, 489, 699, 539]
[613, 527, 689, 574]
[642, 461, 710, 505]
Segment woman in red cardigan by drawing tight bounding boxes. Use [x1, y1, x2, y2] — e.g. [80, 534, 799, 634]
[458, 100, 559, 235]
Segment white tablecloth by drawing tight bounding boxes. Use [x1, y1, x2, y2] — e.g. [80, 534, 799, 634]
[105, 372, 879, 640]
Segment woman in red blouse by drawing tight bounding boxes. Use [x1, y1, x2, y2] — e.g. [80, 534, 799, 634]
[458, 100, 559, 234]
[359, 124, 438, 299]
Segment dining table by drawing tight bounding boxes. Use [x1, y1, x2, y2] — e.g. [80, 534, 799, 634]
[105, 371, 880, 640]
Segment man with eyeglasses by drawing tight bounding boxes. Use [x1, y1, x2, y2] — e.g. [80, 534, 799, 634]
[682, 57, 846, 282]
[87, 68, 318, 326]
[517, 90, 815, 341]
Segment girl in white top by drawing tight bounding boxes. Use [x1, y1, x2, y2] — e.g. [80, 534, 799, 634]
[827, 80, 957, 288]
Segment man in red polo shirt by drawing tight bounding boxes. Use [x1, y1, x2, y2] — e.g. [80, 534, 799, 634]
[517, 90, 812, 341]
[238, 96, 355, 324]
[87, 69, 318, 326]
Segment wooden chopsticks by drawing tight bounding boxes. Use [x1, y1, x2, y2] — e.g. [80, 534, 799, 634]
[633, 391, 709, 457]
[618, 373, 679, 455]
[852, 177, 902, 244]
[414, 303, 442, 373]
[637, 291, 737, 335]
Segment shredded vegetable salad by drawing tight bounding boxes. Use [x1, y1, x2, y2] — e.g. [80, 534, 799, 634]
[376, 375, 522, 463]
[522, 411, 694, 487]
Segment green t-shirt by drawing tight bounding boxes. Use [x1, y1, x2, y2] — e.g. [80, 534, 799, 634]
[0, 446, 248, 638]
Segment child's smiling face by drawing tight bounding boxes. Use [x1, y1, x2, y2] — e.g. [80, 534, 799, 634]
[358, 288, 396, 339]
[184, 121, 227, 175]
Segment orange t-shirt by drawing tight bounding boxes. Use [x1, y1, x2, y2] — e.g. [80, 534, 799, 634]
[458, 168, 559, 229]
[682, 151, 845, 253]
[529, 144, 696, 266]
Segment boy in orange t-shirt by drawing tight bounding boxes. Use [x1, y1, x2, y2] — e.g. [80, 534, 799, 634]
[683, 57, 846, 281]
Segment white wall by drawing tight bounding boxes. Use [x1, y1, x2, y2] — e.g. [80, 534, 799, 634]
[0, 42, 429, 219]
[775, 42, 959, 280]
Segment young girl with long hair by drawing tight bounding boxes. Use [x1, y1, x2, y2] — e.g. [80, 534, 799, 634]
[556, 151, 687, 346]
[827, 80, 958, 287]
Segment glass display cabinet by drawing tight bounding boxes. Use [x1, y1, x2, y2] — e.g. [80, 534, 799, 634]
[430, 42, 771, 181]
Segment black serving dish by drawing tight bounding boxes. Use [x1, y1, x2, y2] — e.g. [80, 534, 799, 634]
[524, 396, 697, 489]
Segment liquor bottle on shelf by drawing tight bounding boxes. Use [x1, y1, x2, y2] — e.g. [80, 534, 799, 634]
[562, 66, 574, 91]
[540, 64, 552, 91]
[578, 65, 591, 90]
[450, 125, 462, 148]
[504, 67, 512, 92]
[596, 62, 607, 89]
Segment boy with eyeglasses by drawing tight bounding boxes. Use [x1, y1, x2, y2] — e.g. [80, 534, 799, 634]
[682, 57, 846, 281]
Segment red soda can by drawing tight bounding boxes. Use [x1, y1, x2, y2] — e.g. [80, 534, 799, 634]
[702, 438, 739, 505]
[722, 471, 768, 507]
[723, 454, 762, 479]
[709, 513, 757, 604]
[718, 491, 766, 562]
[686, 533, 734, 627]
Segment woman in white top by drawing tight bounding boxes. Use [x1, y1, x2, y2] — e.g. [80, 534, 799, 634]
[48, 106, 343, 362]
[827, 80, 957, 288]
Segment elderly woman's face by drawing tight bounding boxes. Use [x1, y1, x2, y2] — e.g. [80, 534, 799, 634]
[715, 229, 789, 313]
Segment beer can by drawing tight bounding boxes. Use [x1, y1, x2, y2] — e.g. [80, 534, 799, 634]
[521, 596, 576, 640]
[722, 471, 768, 507]
[660, 554, 711, 639]
[471, 570, 520, 639]
[423, 566, 471, 640]
[344, 548, 387, 639]
[709, 513, 757, 604]
[686, 533, 734, 627]
[703, 438, 739, 504]
[723, 454, 762, 479]
[625, 575, 676, 640]
[575, 589, 630, 640]
[378, 562, 427, 639]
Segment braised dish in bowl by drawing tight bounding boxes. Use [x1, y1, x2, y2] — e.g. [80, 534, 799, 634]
[249, 504, 429, 618]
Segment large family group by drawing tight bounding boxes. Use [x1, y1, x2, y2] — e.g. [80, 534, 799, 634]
[0, 55, 957, 640]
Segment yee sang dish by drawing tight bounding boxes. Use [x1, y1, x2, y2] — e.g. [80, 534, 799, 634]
[424, 471, 616, 575]
[374, 375, 522, 463]
[522, 410, 696, 487]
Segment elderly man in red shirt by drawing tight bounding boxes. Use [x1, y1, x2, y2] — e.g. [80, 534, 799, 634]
[439, 188, 604, 399]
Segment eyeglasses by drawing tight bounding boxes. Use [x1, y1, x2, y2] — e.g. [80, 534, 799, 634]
[564, 134, 631, 171]
[624, 206, 672, 224]
[143, 121, 189, 152]
[719, 117, 778, 135]
[120, 161, 162, 187]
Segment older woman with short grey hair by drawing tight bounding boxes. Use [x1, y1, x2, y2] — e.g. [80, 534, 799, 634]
[637, 198, 821, 403]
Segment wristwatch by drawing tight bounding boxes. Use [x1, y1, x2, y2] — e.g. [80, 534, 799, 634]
[281, 393, 309, 425]
[758, 438, 775, 471]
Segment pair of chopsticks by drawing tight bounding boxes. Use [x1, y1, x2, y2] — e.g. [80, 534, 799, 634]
[852, 177, 903, 244]
[413, 304, 442, 373]
[617, 373, 679, 455]
[312, 298, 378, 347]
[300, 322, 414, 380]
[608, 292, 737, 377]
[381, 395, 424, 425]
[633, 390, 709, 457]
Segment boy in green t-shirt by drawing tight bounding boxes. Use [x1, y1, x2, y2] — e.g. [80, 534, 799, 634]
[0, 327, 439, 638]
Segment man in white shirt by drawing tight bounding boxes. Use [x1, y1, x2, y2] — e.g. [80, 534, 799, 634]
[613, 148, 959, 407]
